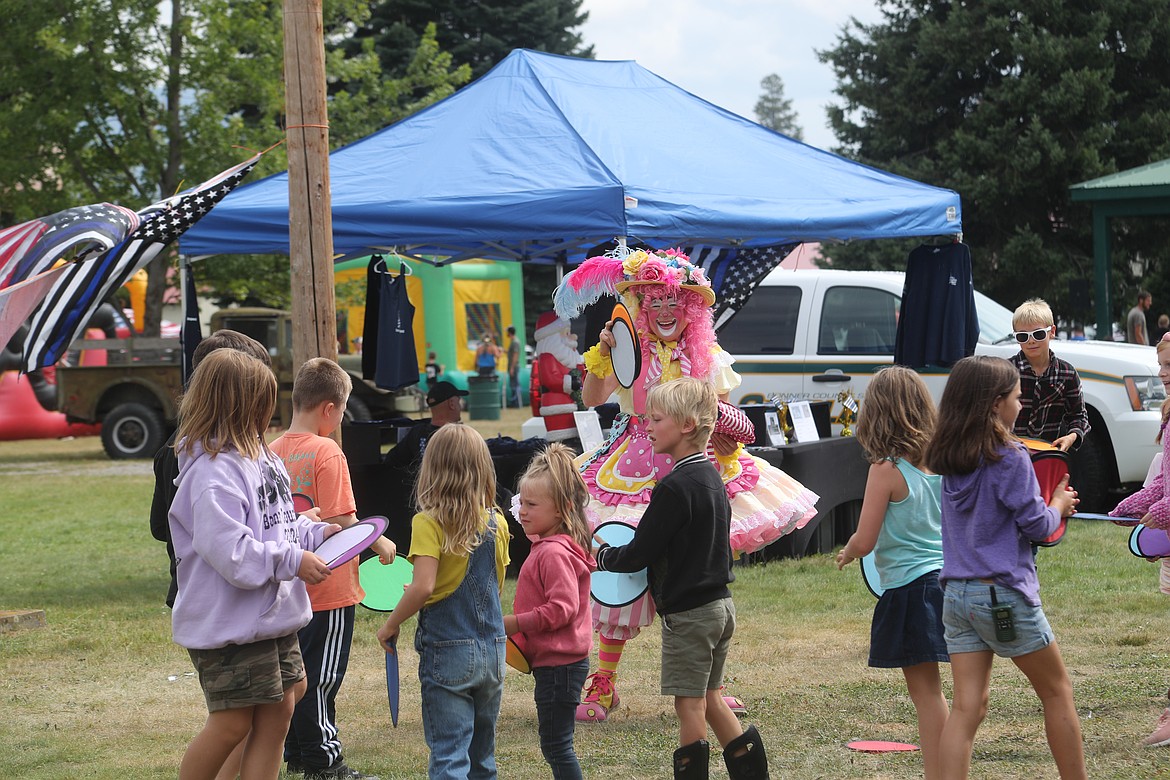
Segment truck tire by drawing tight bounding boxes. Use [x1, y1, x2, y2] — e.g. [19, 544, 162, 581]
[102, 403, 166, 460]
[1069, 435, 1110, 513]
[344, 394, 371, 423]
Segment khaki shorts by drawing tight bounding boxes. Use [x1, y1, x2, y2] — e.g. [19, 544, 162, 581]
[660, 597, 736, 698]
[188, 633, 305, 712]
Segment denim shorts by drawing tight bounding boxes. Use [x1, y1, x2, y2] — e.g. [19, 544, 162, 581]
[942, 579, 1053, 658]
[188, 632, 304, 712]
[660, 597, 735, 698]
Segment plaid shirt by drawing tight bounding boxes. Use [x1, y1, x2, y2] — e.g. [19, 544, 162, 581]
[1011, 350, 1091, 447]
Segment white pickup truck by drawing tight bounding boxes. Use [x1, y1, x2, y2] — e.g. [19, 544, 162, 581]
[718, 268, 1163, 511]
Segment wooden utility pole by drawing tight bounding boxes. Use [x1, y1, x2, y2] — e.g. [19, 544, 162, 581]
[284, 0, 337, 369]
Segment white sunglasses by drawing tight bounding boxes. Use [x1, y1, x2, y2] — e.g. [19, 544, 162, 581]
[1013, 328, 1050, 344]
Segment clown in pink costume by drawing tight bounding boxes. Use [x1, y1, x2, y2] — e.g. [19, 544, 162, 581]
[554, 248, 819, 722]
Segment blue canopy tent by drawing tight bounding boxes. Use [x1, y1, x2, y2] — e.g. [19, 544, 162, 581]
[180, 49, 961, 263]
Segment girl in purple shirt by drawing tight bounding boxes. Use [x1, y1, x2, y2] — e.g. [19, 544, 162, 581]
[926, 356, 1084, 780]
[169, 350, 337, 780]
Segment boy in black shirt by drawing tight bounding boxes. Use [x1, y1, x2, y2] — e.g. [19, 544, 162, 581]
[594, 377, 769, 779]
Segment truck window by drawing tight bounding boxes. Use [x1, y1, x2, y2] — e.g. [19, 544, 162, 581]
[217, 316, 280, 357]
[819, 286, 898, 355]
[716, 286, 801, 355]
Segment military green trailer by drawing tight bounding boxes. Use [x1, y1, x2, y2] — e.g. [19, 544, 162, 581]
[56, 308, 411, 459]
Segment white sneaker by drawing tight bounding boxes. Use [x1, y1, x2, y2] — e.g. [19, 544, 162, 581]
[1142, 708, 1170, 747]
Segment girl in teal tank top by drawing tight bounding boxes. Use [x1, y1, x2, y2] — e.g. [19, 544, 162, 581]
[836, 366, 950, 780]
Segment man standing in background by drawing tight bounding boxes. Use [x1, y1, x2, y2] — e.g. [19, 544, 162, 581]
[1128, 290, 1152, 344]
[506, 325, 522, 407]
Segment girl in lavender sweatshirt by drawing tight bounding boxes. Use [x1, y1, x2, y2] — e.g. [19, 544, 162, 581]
[505, 443, 595, 779]
[926, 356, 1085, 780]
[169, 349, 339, 780]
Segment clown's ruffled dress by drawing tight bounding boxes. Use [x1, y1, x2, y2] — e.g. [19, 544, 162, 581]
[579, 340, 818, 638]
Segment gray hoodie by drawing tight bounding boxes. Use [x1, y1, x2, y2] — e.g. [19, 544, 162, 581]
[169, 441, 326, 650]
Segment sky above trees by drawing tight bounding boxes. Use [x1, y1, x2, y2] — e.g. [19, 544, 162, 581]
[578, 0, 884, 150]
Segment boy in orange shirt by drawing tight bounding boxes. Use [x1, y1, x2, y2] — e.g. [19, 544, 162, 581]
[271, 358, 396, 779]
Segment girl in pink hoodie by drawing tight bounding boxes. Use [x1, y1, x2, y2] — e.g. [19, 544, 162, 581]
[505, 443, 595, 780]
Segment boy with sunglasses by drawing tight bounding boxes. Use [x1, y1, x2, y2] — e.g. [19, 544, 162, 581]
[1009, 298, 1090, 452]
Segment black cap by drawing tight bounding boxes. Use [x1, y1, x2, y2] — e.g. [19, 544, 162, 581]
[426, 380, 469, 407]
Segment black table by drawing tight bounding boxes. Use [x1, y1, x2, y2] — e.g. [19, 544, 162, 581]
[747, 435, 869, 558]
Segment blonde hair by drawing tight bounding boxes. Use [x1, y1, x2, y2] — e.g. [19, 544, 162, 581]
[518, 443, 591, 552]
[855, 366, 936, 465]
[646, 377, 718, 448]
[926, 356, 1019, 475]
[414, 424, 498, 555]
[1012, 297, 1054, 329]
[291, 357, 352, 411]
[175, 350, 275, 460]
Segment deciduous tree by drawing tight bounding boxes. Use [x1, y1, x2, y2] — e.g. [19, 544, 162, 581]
[0, 1, 466, 330]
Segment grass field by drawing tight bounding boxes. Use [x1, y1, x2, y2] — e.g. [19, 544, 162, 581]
[2, 429, 1169, 779]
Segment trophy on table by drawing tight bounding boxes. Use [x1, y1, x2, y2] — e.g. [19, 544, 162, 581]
[767, 394, 795, 443]
[835, 390, 859, 437]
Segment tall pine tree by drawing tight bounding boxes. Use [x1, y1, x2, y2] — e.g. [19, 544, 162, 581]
[818, 0, 1170, 321]
[754, 74, 803, 140]
[350, 0, 593, 82]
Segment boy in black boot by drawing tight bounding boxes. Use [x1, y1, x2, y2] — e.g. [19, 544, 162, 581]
[724, 724, 769, 779]
[595, 378, 770, 780]
[673, 738, 710, 778]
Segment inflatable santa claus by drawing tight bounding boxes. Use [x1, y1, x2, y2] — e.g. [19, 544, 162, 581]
[532, 311, 583, 441]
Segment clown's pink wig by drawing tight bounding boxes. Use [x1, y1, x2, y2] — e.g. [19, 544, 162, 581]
[633, 286, 716, 381]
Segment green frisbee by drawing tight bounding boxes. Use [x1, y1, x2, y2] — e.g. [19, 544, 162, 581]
[358, 555, 414, 612]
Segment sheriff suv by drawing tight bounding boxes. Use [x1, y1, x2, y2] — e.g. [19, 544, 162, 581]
[718, 269, 1163, 511]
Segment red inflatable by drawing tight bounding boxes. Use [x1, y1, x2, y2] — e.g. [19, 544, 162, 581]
[0, 371, 99, 441]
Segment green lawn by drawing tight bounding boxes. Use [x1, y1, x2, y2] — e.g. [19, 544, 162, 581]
[1, 436, 1167, 778]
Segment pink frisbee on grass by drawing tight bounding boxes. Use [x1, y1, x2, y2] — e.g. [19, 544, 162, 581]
[846, 740, 919, 753]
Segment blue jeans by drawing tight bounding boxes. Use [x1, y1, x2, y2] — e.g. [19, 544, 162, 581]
[508, 372, 522, 407]
[533, 659, 589, 780]
[419, 638, 506, 779]
[415, 513, 506, 779]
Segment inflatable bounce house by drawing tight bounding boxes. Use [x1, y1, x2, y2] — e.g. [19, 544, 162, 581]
[0, 369, 101, 441]
[333, 256, 528, 393]
[0, 270, 152, 443]
[0, 321, 110, 442]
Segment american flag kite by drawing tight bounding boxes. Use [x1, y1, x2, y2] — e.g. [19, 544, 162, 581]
[683, 243, 799, 330]
[0, 202, 140, 291]
[21, 154, 260, 371]
[0, 265, 71, 353]
[0, 203, 141, 350]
